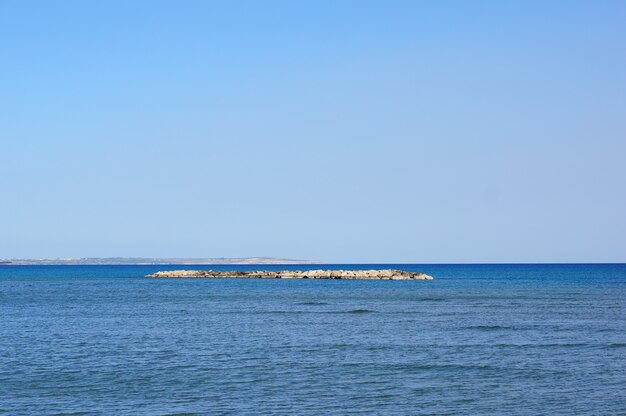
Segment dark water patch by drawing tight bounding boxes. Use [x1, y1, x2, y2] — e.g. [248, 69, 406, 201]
[453, 398, 477, 404]
[346, 309, 375, 313]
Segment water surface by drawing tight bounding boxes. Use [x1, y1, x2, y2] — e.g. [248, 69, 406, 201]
[1, 264, 624, 415]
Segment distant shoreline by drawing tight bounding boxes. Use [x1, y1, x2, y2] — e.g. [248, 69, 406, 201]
[1, 257, 320, 266]
[1, 260, 624, 266]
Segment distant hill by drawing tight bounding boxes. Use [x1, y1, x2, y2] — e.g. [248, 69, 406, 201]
[5, 257, 319, 265]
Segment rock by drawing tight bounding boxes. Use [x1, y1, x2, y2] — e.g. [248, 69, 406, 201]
[146, 269, 433, 280]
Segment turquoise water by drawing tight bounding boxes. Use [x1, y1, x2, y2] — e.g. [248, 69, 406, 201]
[1, 264, 624, 415]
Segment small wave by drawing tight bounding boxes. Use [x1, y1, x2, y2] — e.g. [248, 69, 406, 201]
[365, 346, 387, 351]
[361, 363, 494, 372]
[347, 309, 375, 313]
[452, 342, 593, 348]
[265, 310, 310, 314]
[297, 301, 328, 305]
[466, 325, 513, 330]
[161, 413, 198, 416]
[417, 297, 446, 302]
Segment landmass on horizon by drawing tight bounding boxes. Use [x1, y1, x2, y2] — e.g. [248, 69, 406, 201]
[1, 257, 319, 265]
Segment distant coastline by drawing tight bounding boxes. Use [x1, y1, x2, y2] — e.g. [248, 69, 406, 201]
[2, 257, 319, 266]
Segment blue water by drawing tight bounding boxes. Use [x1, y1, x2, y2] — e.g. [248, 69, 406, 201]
[1, 264, 624, 415]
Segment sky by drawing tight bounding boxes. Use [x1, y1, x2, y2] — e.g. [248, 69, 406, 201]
[1, 0, 625, 263]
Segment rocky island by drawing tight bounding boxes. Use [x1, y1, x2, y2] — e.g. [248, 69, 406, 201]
[146, 269, 433, 280]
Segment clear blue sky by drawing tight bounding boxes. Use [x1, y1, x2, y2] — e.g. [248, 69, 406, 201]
[1, 1, 625, 263]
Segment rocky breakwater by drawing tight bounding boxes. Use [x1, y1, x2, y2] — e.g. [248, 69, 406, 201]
[146, 269, 433, 280]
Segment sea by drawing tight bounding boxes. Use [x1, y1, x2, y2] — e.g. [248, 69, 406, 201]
[0, 264, 624, 415]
